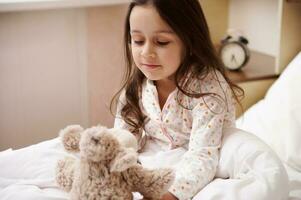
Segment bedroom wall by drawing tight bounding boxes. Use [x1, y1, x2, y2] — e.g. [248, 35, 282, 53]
[86, 5, 127, 127]
[277, 1, 301, 73]
[0, 4, 131, 150]
[0, 9, 89, 150]
[228, 0, 279, 56]
[199, 0, 229, 45]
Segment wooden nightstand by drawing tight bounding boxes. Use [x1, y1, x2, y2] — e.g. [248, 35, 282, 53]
[204, 0, 301, 118]
[226, 51, 279, 118]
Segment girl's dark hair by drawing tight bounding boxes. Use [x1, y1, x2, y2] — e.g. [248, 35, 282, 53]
[110, 0, 244, 137]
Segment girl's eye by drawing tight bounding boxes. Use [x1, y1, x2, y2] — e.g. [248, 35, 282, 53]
[157, 41, 170, 46]
[132, 40, 170, 46]
[133, 40, 144, 45]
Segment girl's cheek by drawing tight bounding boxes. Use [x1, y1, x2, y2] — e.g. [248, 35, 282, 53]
[131, 48, 141, 65]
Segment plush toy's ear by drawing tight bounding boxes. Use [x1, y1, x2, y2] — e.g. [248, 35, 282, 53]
[109, 147, 138, 172]
[59, 125, 84, 153]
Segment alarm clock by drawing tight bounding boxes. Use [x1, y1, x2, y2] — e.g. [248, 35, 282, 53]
[219, 35, 250, 71]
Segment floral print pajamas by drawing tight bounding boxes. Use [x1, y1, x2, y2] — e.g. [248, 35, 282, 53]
[114, 71, 236, 200]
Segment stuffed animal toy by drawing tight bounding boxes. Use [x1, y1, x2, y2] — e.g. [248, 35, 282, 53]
[55, 125, 174, 200]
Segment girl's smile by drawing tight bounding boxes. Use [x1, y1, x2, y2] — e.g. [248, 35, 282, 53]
[141, 63, 161, 70]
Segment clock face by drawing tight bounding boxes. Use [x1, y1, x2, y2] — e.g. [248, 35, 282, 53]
[220, 42, 248, 70]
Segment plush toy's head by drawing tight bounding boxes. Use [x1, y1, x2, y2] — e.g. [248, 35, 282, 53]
[63, 125, 138, 172]
[79, 126, 120, 162]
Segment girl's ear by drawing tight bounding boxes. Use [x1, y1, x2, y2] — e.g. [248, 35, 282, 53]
[109, 148, 138, 172]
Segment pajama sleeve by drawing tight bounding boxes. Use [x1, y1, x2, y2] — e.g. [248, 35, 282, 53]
[113, 90, 146, 151]
[168, 94, 228, 200]
[113, 90, 129, 130]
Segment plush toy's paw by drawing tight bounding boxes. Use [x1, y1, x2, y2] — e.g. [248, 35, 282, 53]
[156, 168, 175, 186]
[146, 168, 175, 199]
[110, 148, 138, 172]
[55, 156, 76, 192]
[126, 165, 175, 200]
[59, 125, 83, 152]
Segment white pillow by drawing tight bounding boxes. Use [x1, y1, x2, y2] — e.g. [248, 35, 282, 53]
[236, 52, 301, 171]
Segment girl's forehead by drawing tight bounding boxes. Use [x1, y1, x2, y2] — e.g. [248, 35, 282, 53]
[129, 5, 173, 34]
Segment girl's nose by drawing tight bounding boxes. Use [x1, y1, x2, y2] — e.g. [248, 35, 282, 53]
[141, 42, 156, 59]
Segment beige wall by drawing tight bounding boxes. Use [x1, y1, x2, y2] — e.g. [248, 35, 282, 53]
[0, 4, 129, 150]
[87, 5, 127, 127]
[277, 1, 301, 73]
[0, 9, 89, 150]
[200, 0, 229, 45]
[229, 0, 279, 56]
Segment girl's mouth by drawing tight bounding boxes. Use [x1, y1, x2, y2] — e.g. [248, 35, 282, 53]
[142, 64, 161, 69]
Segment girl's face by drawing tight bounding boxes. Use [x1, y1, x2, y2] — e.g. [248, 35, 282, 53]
[129, 4, 184, 82]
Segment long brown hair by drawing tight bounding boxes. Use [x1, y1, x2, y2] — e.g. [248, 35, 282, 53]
[110, 0, 244, 137]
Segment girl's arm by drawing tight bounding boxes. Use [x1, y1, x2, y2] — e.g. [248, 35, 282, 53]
[168, 75, 236, 200]
[113, 90, 147, 152]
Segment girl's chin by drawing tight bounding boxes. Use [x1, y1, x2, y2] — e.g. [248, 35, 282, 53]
[141, 72, 160, 80]
[144, 75, 161, 81]
[142, 72, 175, 82]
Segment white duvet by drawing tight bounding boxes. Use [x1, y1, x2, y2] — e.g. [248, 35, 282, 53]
[0, 128, 292, 200]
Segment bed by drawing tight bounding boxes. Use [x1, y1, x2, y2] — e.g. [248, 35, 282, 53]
[0, 52, 300, 200]
[235, 51, 301, 200]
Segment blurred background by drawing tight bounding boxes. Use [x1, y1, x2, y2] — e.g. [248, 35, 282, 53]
[0, 0, 300, 150]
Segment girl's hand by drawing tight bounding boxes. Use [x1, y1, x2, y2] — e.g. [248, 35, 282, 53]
[161, 192, 178, 200]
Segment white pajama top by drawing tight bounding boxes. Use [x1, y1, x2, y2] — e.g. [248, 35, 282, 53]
[114, 70, 236, 200]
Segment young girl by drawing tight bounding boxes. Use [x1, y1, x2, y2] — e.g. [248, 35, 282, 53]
[111, 0, 243, 199]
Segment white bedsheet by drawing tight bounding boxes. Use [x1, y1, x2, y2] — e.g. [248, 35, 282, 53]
[0, 128, 295, 200]
[0, 138, 68, 200]
[285, 164, 301, 200]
